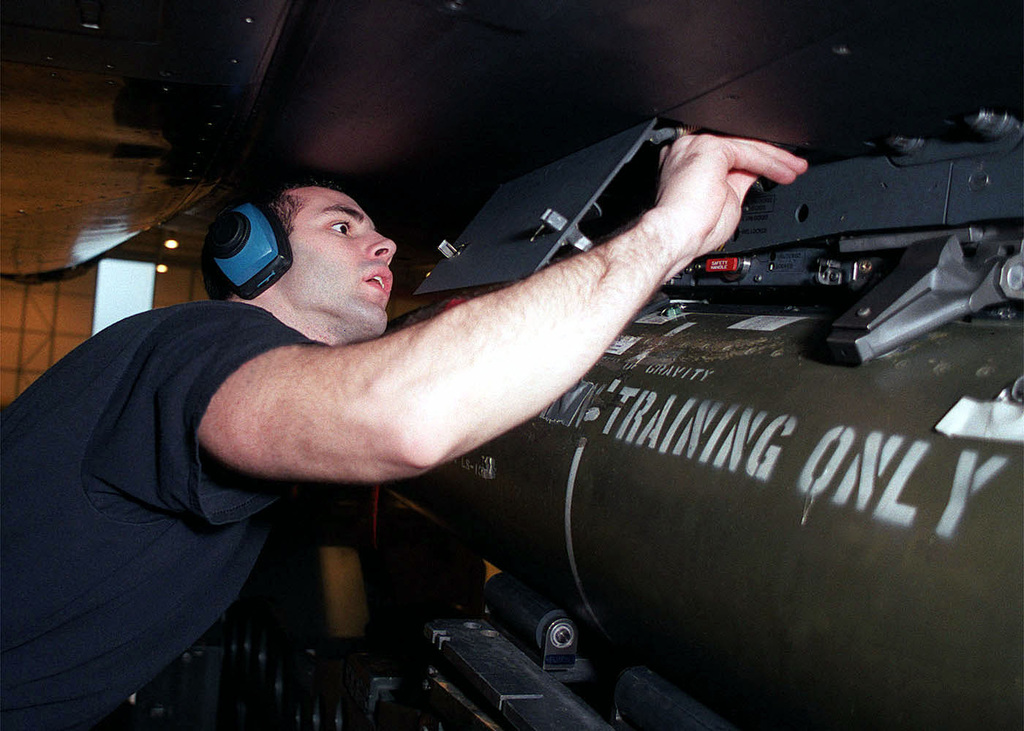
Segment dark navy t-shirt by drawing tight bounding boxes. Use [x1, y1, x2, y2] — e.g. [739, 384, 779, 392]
[1, 300, 319, 730]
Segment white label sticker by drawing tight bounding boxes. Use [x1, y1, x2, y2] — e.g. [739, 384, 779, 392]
[606, 335, 641, 355]
[635, 313, 674, 325]
[728, 316, 805, 332]
[666, 322, 697, 336]
[935, 397, 1024, 443]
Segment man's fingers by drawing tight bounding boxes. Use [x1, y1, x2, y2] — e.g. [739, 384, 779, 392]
[663, 134, 807, 184]
[726, 138, 808, 183]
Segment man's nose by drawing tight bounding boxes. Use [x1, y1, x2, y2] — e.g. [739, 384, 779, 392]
[367, 233, 397, 264]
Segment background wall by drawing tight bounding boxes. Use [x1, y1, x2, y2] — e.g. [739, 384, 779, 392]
[0, 260, 206, 408]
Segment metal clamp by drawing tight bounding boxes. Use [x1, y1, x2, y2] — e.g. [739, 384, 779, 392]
[531, 208, 592, 252]
[437, 239, 464, 259]
[423, 619, 610, 729]
[827, 234, 1020, 364]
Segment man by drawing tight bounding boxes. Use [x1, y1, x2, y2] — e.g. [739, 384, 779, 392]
[1, 133, 806, 728]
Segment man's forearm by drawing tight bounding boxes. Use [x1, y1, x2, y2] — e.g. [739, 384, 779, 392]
[371, 212, 694, 469]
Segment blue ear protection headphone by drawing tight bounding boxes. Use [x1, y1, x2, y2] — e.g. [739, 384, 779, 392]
[205, 202, 292, 299]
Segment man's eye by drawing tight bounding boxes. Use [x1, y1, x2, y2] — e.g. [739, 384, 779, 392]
[332, 222, 350, 235]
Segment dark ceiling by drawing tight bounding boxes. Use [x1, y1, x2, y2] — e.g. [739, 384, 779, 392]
[2, 0, 1021, 280]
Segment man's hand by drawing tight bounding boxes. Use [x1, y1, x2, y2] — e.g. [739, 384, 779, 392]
[643, 134, 808, 275]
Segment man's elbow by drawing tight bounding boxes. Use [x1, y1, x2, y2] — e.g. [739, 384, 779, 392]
[380, 415, 460, 479]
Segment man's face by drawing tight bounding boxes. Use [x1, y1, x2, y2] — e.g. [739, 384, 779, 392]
[273, 187, 397, 344]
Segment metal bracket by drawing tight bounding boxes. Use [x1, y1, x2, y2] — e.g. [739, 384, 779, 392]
[416, 119, 664, 294]
[424, 619, 610, 729]
[483, 571, 580, 671]
[827, 234, 1021, 364]
[731, 133, 1023, 255]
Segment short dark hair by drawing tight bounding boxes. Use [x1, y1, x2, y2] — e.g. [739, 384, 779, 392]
[201, 177, 349, 300]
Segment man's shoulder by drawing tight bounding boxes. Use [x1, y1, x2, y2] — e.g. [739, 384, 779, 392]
[121, 299, 282, 326]
[93, 300, 301, 343]
[21, 301, 305, 399]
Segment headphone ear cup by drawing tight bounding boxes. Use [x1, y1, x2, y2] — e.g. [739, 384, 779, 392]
[207, 211, 252, 259]
[206, 203, 292, 299]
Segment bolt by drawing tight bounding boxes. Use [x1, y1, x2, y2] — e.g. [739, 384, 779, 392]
[1010, 376, 1024, 403]
[1005, 263, 1023, 292]
[857, 307, 872, 317]
[550, 622, 574, 648]
[885, 135, 925, 155]
[968, 171, 990, 192]
[965, 109, 1022, 140]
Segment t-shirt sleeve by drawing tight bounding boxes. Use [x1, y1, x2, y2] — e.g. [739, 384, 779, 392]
[82, 303, 320, 525]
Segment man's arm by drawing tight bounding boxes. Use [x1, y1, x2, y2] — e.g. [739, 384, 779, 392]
[198, 134, 807, 483]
